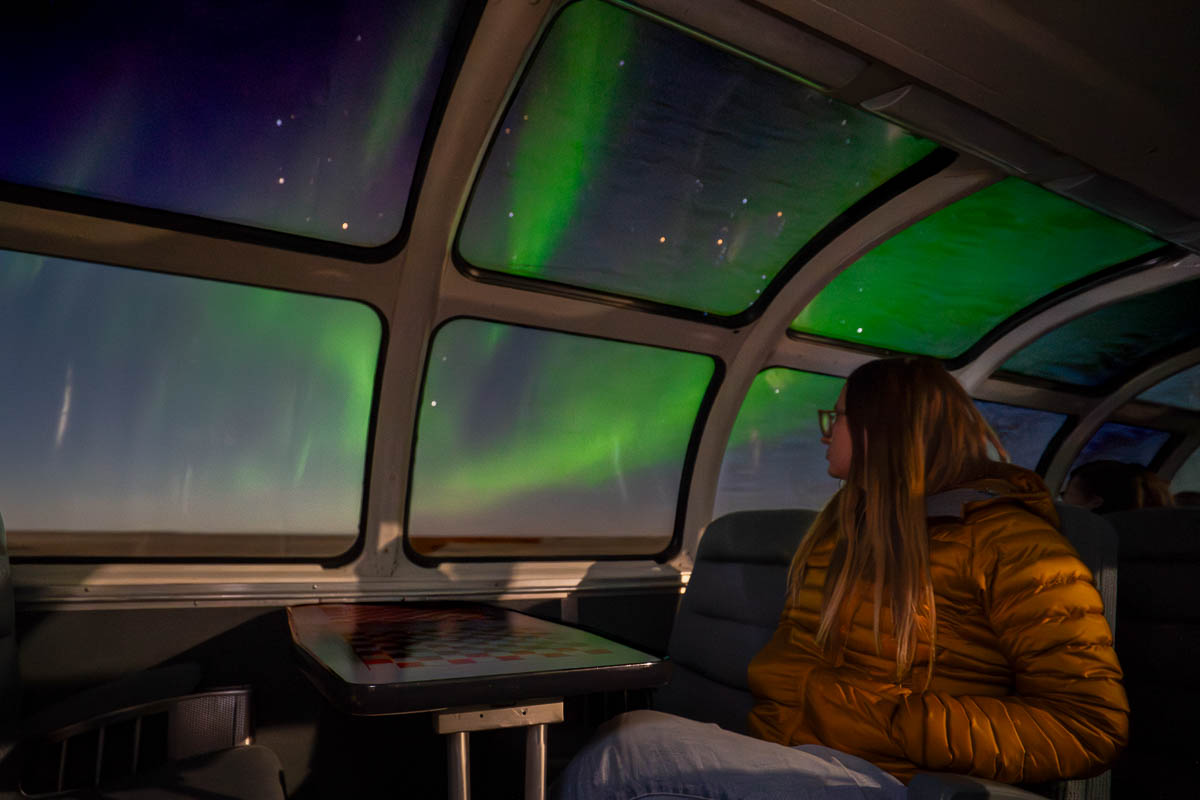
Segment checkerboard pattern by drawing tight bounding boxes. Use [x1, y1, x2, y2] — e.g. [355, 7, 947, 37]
[317, 604, 614, 670]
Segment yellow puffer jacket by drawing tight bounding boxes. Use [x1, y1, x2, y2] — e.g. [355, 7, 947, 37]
[747, 473, 1128, 784]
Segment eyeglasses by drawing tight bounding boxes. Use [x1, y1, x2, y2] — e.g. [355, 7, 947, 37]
[817, 409, 840, 438]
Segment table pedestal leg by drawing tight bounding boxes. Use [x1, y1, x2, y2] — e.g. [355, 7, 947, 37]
[524, 723, 547, 800]
[448, 731, 470, 800]
[436, 700, 562, 800]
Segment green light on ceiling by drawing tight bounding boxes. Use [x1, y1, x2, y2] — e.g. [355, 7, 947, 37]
[791, 178, 1163, 357]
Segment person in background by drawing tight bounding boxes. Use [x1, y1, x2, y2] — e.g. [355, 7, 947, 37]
[1062, 459, 1174, 513]
[554, 357, 1125, 799]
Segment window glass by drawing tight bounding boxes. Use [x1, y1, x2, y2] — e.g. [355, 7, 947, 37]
[458, 0, 936, 316]
[1002, 278, 1200, 387]
[408, 320, 715, 558]
[1171, 447, 1200, 495]
[974, 401, 1067, 471]
[0, 250, 381, 549]
[1138, 363, 1200, 411]
[791, 178, 1162, 356]
[1070, 422, 1171, 472]
[713, 369, 843, 517]
[0, 1, 469, 246]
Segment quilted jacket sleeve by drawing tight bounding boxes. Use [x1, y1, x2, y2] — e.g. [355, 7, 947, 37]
[889, 509, 1128, 783]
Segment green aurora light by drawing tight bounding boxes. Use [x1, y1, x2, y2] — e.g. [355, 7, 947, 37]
[792, 178, 1163, 357]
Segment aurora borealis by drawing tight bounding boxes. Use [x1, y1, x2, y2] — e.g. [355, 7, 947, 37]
[408, 320, 713, 550]
[0, 0, 466, 246]
[458, 0, 935, 316]
[792, 178, 1163, 357]
[0, 250, 380, 534]
[714, 369, 843, 517]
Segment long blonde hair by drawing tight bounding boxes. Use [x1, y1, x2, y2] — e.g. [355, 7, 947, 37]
[789, 356, 1012, 678]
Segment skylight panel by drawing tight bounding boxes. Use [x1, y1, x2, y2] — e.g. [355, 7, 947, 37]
[458, 0, 936, 316]
[791, 178, 1163, 357]
[0, 0, 469, 246]
[1002, 278, 1200, 388]
[1138, 363, 1200, 411]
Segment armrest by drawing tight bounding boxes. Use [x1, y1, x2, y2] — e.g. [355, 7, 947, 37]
[13, 684, 254, 796]
[908, 773, 1050, 800]
[20, 662, 203, 739]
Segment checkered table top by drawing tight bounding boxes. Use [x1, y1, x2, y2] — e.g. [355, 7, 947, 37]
[289, 603, 661, 687]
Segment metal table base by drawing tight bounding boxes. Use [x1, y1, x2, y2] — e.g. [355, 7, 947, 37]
[435, 699, 565, 800]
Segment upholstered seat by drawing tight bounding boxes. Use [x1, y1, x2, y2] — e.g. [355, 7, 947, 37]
[1104, 507, 1200, 797]
[657, 502, 1119, 800]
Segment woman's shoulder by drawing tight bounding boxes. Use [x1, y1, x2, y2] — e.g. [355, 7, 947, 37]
[930, 468, 1056, 525]
[931, 469, 1074, 554]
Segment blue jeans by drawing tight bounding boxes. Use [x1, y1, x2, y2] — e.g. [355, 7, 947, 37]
[551, 710, 906, 800]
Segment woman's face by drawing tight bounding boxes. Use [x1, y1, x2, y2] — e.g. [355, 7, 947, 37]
[823, 386, 852, 480]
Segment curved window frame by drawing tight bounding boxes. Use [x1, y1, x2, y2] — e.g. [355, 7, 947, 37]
[402, 316, 724, 564]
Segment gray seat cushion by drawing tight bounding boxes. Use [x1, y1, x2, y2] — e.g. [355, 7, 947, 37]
[653, 509, 814, 733]
[98, 745, 285, 800]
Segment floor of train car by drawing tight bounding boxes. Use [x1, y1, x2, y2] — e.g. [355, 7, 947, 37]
[14, 592, 679, 797]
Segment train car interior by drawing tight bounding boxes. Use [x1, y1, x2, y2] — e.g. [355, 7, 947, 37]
[2, 0, 1199, 797]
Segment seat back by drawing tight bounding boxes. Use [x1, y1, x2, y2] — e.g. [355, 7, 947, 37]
[1050, 505, 1119, 800]
[1054, 504, 1119, 636]
[1103, 507, 1200, 796]
[653, 509, 813, 733]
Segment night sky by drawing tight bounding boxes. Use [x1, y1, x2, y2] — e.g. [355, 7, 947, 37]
[0, 0, 466, 245]
[0, 252, 380, 532]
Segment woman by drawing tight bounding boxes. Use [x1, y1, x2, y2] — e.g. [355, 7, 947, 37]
[554, 357, 1126, 799]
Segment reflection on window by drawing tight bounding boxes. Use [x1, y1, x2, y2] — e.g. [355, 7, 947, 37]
[713, 369, 843, 517]
[458, 0, 935, 315]
[408, 320, 715, 558]
[1138, 363, 1200, 411]
[1171, 447, 1200, 495]
[0, 250, 381, 545]
[1070, 422, 1170, 473]
[791, 178, 1161, 357]
[1003, 278, 1200, 387]
[0, 1, 469, 246]
[974, 400, 1067, 471]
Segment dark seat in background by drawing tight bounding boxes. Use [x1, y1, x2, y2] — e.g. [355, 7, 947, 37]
[657, 503, 1120, 800]
[0, 513, 285, 799]
[1104, 507, 1200, 797]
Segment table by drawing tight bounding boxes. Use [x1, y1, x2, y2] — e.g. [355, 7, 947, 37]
[288, 603, 671, 800]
